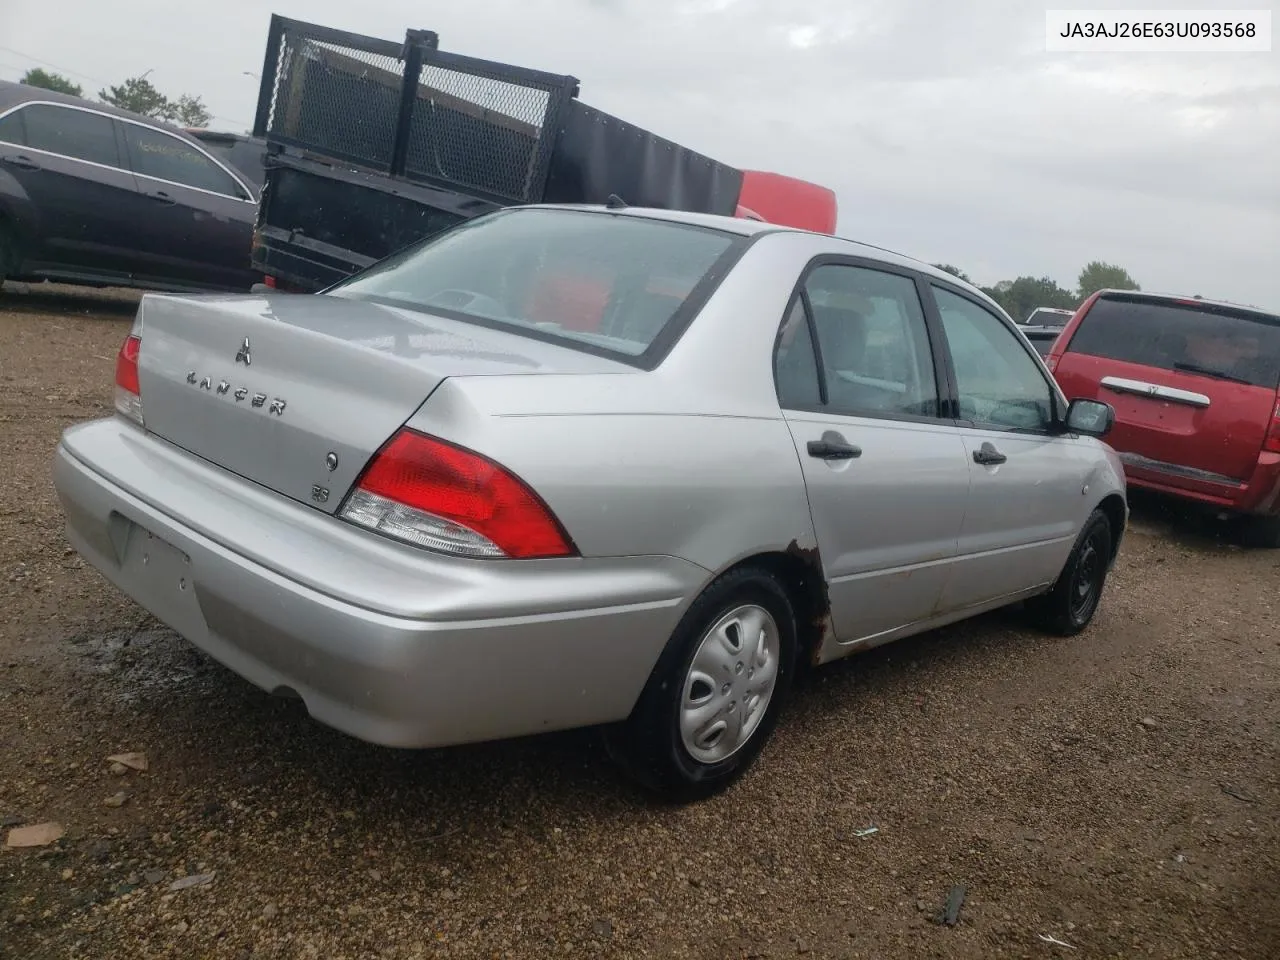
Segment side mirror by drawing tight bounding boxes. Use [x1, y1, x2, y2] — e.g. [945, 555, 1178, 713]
[1064, 398, 1114, 438]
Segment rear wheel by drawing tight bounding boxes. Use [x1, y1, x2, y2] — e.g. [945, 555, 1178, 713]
[1238, 514, 1280, 549]
[604, 567, 797, 802]
[1027, 509, 1113, 636]
[0, 220, 17, 284]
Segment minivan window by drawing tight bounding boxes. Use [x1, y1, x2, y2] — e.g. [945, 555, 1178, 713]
[329, 208, 741, 360]
[122, 124, 245, 198]
[18, 104, 120, 168]
[1068, 296, 1280, 390]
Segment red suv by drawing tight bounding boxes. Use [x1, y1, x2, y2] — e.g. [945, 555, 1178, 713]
[1046, 290, 1280, 547]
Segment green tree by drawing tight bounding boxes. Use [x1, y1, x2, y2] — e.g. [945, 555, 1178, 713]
[20, 68, 82, 97]
[166, 94, 211, 128]
[99, 75, 170, 117]
[1078, 261, 1140, 298]
[932, 263, 972, 283]
[981, 275, 1078, 323]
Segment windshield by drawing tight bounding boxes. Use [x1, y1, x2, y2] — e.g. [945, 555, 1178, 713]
[1027, 309, 1071, 328]
[1068, 295, 1280, 389]
[328, 208, 741, 360]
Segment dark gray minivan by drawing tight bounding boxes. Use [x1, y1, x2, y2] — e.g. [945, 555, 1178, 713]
[0, 81, 258, 292]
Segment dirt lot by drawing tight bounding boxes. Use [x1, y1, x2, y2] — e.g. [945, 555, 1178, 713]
[1, 284, 1277, 960]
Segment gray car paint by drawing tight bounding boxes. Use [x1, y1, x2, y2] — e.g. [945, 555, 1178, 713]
[53, 206, 1127, 750]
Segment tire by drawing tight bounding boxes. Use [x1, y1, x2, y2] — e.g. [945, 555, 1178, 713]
[604, 566, 798, 803]
[1027, 508, 1113, 636]
[0, 220, 16, 284]
[1238, 514, 1280, 549]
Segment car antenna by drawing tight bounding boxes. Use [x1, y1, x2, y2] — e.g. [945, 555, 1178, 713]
[606, 193, 627, 209]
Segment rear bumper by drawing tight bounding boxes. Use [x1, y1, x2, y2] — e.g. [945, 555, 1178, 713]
[1121, 450, 1280, 517]
[53, 418, 706, 748]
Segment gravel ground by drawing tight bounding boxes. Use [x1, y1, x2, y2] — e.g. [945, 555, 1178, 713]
[1, 285, 1277, 960]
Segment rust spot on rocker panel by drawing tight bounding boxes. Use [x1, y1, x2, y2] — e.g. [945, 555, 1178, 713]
[784, 538, 835, 665]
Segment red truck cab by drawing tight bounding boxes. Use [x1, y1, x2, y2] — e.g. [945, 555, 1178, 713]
[1046, 289, 1280, 546]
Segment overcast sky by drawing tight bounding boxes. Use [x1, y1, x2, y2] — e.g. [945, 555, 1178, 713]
[1, 0, 1276, 310]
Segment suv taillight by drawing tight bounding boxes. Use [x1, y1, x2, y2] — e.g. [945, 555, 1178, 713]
[113, 334, 144, 426]
[338, 429, 578, 560]
[1264, 394, 1280, 454]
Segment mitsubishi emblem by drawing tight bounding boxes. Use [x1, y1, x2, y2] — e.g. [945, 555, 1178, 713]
[235, 337, 252, 366]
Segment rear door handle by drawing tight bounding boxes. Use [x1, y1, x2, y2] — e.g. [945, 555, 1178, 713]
[807, 432, 862, 461]
[972, 442, 1007, 466]
[146, 190, 177, 205]
[1, 154, 40, 171]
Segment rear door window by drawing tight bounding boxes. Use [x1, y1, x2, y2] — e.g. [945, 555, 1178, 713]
[15, 104, 121, 168]
[1067, 296, 1280, 389]
[777, 263, 940, 419]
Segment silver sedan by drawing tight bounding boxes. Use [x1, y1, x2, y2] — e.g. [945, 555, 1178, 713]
[53, 205, 1126, 800]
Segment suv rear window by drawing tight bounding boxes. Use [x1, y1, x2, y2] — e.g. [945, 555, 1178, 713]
[329, 208, 743, 362]
[1066, 295, 1280, 390]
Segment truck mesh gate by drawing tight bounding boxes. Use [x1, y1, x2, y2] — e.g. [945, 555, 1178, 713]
[259, 24, 406, 171]
[406, 54, 559, 205]
[257, 17, 574, 203]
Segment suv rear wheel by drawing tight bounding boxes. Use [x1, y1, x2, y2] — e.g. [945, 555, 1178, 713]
[1238, 514, 1280, 549]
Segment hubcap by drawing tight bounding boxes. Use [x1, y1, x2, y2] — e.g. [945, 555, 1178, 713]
[1070, 532, 1104, 620]
[679, 604, 780, 765]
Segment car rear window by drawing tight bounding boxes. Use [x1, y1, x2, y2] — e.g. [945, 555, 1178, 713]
[1066, 295, 1280, 390]
[328, 208, 743, 362]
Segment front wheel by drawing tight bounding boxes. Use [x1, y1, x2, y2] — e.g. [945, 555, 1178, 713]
[1027, 508, 1113, 636]
[604, 567, 797, 803]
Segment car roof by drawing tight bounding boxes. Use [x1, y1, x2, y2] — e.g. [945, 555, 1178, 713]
[523, 203, 1011, 316]
[0, 79, 204, 144]
[1090, 287, 1279, 321]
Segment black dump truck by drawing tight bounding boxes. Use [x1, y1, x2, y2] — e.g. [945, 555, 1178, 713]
[247, 15, 762, 292]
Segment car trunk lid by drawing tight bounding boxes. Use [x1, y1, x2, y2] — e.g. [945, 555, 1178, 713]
[1055, 294, 1280, 483]
[133, 292, 628, 514]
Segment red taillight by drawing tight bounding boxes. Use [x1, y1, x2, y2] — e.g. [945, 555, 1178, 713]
[115, 334, 141, 394]
[339, 429, 577, 560]
[1264, 395, 1280, 454]
[263, 274, 277, 288]
[113, 334, 144, 426]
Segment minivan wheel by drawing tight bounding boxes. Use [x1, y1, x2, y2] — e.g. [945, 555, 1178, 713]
[604, 567, 797, 803]
[1238, 514, 1280, 549]
[1028, 509, 1113, 636]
